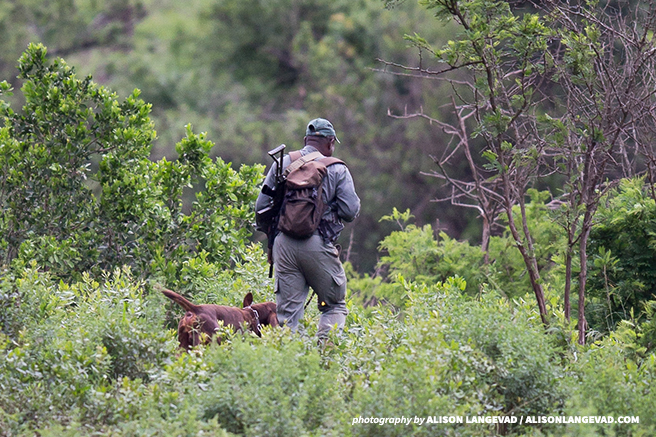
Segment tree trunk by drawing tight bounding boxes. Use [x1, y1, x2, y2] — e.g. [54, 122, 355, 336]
[564, 213, 579, 324]
[577, 215, 594, 345]
[564, 248, 573, 323]
[481, 213, 491, 264]
[504, 200, 549, 326]
[577, 233, 589, 345]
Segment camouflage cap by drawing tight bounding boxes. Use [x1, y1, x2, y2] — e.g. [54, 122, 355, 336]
[305, 118, 340, 143]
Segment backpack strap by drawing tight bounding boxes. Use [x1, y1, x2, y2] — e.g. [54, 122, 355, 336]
[321, 157, 345, 167]
[285, 152, 345, 176]
[284, 151, 323, 176]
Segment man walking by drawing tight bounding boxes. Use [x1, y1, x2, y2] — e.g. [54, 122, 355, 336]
[256, 118, 360, 338]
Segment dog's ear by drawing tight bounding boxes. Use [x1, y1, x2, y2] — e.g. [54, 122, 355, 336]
[242, 292, 253, 307]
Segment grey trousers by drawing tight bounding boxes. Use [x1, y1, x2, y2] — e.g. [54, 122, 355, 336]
[273, 232, 348, 338]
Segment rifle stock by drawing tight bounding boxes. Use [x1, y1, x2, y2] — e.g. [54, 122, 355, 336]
[258, 144, 286, 277]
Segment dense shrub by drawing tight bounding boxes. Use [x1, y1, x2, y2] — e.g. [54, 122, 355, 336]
[558, 333, 656, 436]
[316, 277, 566, 436]
[587, 178, 656, 332]
[0, 267, 176, 434]
[0, 44, 263, 288]
[2, 265, 656, 436]
[196, 336, 346, 436]
[369, 199, 564, 308]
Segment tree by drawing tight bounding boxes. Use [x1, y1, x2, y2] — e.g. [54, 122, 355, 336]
[384, 0, 554, 325]
[0, 44, 262, 286]
[384, 0, 656, 342]
[544, 0, 656, 342]
[388, 96, 505, 262]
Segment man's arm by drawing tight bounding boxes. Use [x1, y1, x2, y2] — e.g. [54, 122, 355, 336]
[332, 164, 360, 222]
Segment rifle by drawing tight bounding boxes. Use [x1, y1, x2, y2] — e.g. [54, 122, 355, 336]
[257, 144, 286, 277]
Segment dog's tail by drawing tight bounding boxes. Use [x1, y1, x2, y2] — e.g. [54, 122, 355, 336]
[159, 287, 198, 313]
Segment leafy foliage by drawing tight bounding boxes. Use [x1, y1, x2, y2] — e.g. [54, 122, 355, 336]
[0, 8, 655, 435]
[0, 44, 263, 287]
[587, 178, 656, 332]
[367, 199, 564, 308]
[0, 266, 175, 433]
[3, 263, 654, 436]
[564, 330, 656, 437]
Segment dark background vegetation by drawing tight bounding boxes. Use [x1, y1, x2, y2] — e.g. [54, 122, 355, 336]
[1, 0, 470, 273]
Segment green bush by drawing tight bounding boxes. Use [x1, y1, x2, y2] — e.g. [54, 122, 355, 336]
[0, 44, 263, 288]
[323, 277, 567, 436]
[374, 208, 487, 305]
[0, 267, 176, 434]
[557, 335, 656, 436]
[587, 178, 656, 332]
[2, 265, 655, 436]
[371, 199, 565, 308]
[196, 335, 346, 436]
[182, 243, 276, 307]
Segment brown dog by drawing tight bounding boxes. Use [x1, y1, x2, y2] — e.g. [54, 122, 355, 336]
[160, 288, 278, 350]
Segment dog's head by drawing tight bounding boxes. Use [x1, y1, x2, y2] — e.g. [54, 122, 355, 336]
[178, 311, 204, 349]
[250, 301, 279, 329]
[242, 293, 278, 335]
